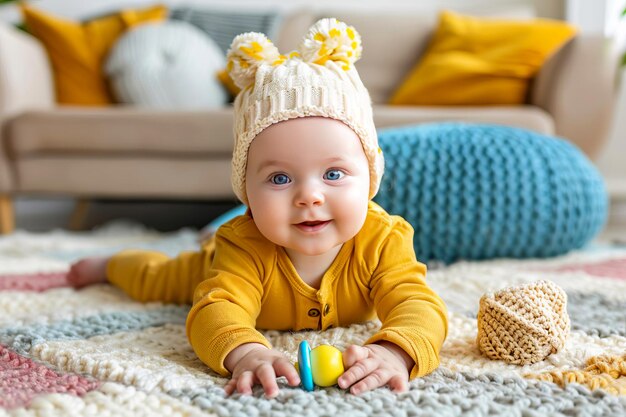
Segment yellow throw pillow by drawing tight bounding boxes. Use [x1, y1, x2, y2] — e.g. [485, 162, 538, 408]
[389, 11, 576, 106]
[21, 3, 167, 106]
[217, 68, 241, 98]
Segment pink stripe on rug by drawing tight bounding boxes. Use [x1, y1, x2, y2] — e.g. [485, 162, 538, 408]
[541, 258, 626, 280]
[0, 344, 99, 409]
[0, 272, 69, 292]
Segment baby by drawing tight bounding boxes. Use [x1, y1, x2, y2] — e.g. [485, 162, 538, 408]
[68, 19, 448, 397]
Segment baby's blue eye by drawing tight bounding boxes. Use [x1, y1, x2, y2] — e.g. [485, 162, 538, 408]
[324, 169, 344, 181]
[270, 173, 291, 185]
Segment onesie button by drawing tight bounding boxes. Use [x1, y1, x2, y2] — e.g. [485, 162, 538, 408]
[324, 304, 330, 316]
[308, 308, 320, 317]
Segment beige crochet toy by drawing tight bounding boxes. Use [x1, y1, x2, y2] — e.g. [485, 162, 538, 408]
[476, 280, 570, 365]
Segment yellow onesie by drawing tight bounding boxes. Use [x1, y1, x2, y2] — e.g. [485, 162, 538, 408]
[107, 201, 448, 379]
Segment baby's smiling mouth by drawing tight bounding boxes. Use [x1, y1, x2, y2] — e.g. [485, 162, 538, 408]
[294, 220, 331, 232]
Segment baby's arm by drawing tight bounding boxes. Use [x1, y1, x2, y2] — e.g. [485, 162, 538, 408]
[340, 218, 448, 393]
[222, 343, 300, 398]
[187, 223, 294, 395]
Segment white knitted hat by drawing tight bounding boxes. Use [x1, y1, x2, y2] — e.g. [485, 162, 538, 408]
[226, 18, 384, 205]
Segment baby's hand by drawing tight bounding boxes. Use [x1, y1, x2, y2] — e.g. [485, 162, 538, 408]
[338, 342, 413, 395]
[67, 256, 110, 288]
[224, 343, 301, 398]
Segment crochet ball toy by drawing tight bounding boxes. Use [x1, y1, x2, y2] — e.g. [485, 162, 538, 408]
[476, 280, 570, 365]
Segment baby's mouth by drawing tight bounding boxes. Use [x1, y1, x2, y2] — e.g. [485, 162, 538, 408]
[294, 220, 331, 232]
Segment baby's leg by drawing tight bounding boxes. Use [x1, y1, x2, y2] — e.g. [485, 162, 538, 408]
[68, 238, 215, 303]
[67, 256, 110, 288]
[106, 247, 214, 304]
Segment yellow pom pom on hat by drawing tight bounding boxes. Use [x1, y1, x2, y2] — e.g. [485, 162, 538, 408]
[227, 18, 383, 205]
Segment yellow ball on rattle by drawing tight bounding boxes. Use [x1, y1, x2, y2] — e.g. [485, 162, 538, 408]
[295, 341, 344, 391]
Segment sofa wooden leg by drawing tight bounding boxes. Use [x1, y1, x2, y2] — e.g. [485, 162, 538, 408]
[0, 195, 15, 235]
[69, 199, 91, 231]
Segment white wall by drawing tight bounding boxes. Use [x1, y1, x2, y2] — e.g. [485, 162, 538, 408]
[598, 67, 626, 198]
[588, 0, 626, 199]
[566, 0, 625, 36]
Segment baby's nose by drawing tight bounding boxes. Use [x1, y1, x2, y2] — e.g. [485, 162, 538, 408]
[294, 182, 325, 207]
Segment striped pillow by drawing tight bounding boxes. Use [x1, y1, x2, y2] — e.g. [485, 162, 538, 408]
[170, 7, 282, 53]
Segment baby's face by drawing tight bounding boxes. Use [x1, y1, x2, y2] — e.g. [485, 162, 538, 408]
[245, 117, 370, 256]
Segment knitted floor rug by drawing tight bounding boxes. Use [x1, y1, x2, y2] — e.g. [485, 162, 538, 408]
[1, 222, 625, 416]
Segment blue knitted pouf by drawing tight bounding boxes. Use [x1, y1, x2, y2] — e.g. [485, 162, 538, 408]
[374, 123, 608, 263]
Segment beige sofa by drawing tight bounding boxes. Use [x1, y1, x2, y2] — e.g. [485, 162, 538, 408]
[0, 8, 621, 234]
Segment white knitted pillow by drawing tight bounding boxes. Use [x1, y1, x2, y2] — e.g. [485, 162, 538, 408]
[105, 21, 228, 109]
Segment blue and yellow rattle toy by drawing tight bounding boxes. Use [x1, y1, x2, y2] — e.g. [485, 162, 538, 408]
[295, 341, 344, 391]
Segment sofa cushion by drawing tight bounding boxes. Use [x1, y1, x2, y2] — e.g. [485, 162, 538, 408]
[20, 3, 167, 106]
[273, 9, 316, 53]
[16, 156, 235, 199]
[373, 104, 554, 134]
[7, 105, 555, 157]
[389, 10, 576, 106]
[170, 7, 282, 54]
[7, 108, 235, 156]
[105, 21, 228, 109]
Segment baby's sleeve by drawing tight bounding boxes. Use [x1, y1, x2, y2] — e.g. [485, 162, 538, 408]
[366, 218, 448, 379]
[186, 224, 270, 376]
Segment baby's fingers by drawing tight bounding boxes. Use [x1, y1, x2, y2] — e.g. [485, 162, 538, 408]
[387, 374, 408, 393]
[224, 371, 255, 396]
[236, 370, 255, 395]
[256, 363, 280, 398]
[338, 357, 378, 390]
[342, 345, 369, 368]
[274, 358, 300, 387]
[224, 378, 238, 396]
[350, 370, 390, 395]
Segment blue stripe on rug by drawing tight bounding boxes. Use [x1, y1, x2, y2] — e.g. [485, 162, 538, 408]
[0, 305, 188, 355]
[567, 292, 626, 337]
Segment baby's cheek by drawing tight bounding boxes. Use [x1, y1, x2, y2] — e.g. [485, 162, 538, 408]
[255, 216, 279, 239]
[336, 199, 368, 233]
